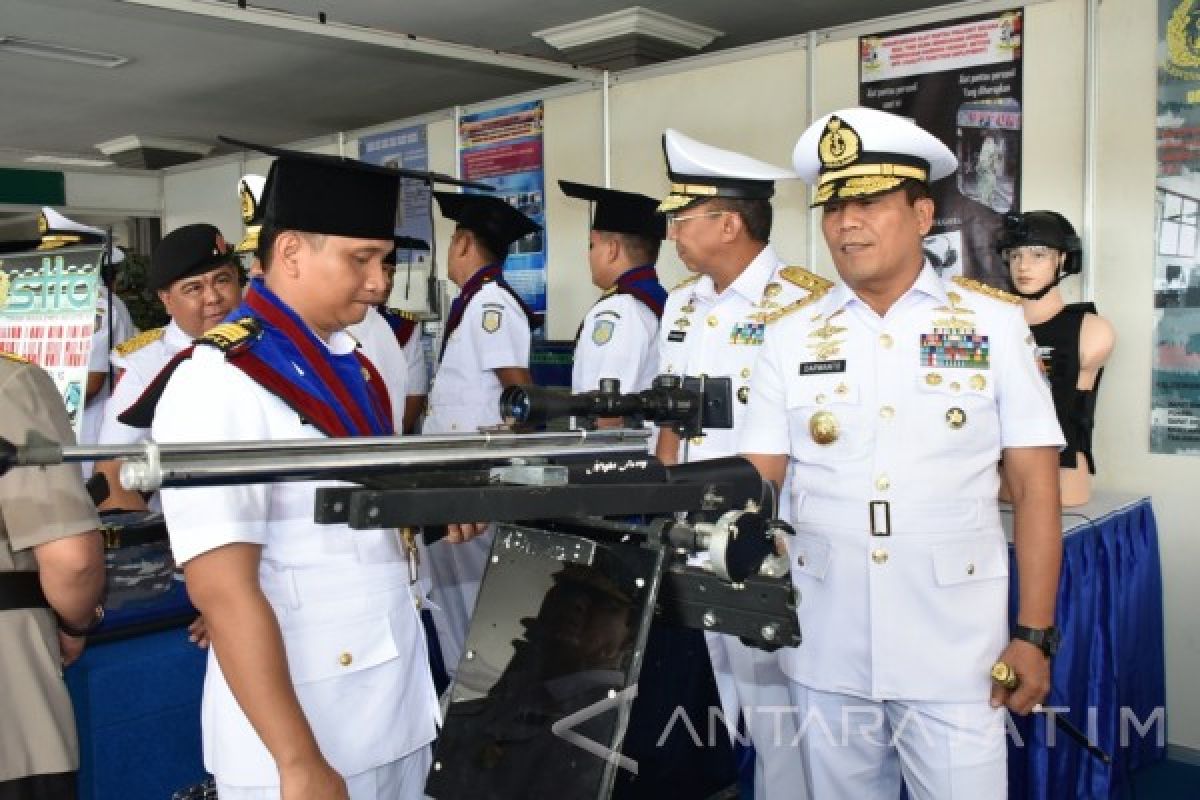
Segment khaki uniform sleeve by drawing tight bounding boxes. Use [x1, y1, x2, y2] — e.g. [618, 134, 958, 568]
[0, 362, 100, 552]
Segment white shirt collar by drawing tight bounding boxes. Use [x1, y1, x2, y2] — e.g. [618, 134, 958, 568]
[695, 243, 780, 303]
[826, 260, 947, 315]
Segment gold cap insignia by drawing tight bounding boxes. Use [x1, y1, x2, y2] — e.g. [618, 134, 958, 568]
[37, 212, 48, 235]
[239, 180, 258, 224]
[818, 116, 861, 171]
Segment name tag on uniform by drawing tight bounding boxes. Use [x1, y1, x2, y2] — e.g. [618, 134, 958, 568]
[668, 330, 687, 342]
[799, 359, 846, 375]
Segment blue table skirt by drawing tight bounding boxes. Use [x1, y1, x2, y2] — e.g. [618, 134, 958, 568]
[1006, 497, 1167, 799]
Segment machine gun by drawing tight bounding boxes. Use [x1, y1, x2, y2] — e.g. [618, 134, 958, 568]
[0, 380, 799, 799]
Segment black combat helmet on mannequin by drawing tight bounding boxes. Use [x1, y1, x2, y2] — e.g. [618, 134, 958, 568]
[996, 210, 1082, 300]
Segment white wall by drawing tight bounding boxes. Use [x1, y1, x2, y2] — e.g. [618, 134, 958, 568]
[156, 0, 1199, 749]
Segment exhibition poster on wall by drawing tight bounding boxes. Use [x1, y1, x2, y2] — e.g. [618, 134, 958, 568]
[0, 245, 101, 435]
[860, 9, 1024, 290]
[359, 124, 434, 307]
[458, 99, 547, 313]
[1152, 0, 1200, 454]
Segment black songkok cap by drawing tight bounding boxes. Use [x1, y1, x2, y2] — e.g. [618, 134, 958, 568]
[558, 180, 665, 240]
[150, 223, 237, 291]
[433, 192, 541, 257]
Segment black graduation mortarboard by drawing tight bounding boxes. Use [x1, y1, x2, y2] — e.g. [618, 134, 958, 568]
[384, 236, 431, 265]
[150, 223, 238, 290]
[558, 180, 666, 240]
[433, 192, 541, 257]
[219, 137, 492, 241]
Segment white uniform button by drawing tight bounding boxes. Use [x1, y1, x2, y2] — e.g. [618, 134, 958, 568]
[875, 474, 891, 491]
[966, 562, 976, 576]
[879, 405, 895, 419]
[879, 333, 894, 349]
[815, 393, 827, 404]
[871, 549, 889, 565]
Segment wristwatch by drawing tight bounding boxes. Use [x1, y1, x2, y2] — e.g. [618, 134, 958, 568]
[58, 605, 105, 638]
[1012, 624, 1060, 658]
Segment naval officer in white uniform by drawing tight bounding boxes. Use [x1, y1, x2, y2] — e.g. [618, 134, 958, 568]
[95, 223, 242, 511]
[560, 180, 667, 402]
[423, 191, 540, 679]
[152, 143, 475, 799]
[654, 128, 825, 800]
[740, 107, 1065, 799]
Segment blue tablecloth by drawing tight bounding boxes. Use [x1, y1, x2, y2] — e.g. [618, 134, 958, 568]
[1005, 493, 1167, 799]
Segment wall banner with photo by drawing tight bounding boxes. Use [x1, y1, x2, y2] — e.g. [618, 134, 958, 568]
[859, 9, 1024, 290]
[1153, 0, 1200, 454]
[458, 99, 547, 313]
[0, 245, 102, 435]
[359, 124, 434, 309]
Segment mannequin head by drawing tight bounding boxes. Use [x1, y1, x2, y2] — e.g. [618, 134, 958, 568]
[996, 210, 1082, 300]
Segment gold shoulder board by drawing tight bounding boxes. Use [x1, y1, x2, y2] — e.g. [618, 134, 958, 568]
[387, 308, 421, 321]
[951, 276, 1021, 305]
[780, 266, 835, 293]
[197, 317, 261, 353]
[670, 274, 702, 292]
[0, 349, 29, 364]
[115, 327, 165, 357]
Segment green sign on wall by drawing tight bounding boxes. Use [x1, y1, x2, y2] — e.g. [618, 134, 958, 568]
[0, 168, 66, 206]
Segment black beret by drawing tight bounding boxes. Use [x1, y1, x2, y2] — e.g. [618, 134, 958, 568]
[151, 224, 237, 291]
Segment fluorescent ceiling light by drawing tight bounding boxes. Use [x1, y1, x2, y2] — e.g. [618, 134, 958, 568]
[0, 36, 130, 68]
[25, 154, 116, 168]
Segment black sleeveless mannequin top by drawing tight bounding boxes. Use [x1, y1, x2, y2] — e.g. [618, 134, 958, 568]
[1029, 302, 1103, 473]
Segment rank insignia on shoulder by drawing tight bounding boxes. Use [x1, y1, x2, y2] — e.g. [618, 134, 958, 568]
[386, 308, 421, 321]
[592, 318, 615, 345]
[197, 317, 261, 356]
[781, 266, 835, 294]
[0, 348, 29, 364]
[671, 274, 702, 291]
[951, 276, 1021, 305]
[115, 327, 165, 357]
[482, 309, 502, 333]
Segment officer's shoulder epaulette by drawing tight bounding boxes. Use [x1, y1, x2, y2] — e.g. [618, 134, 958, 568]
[780, 266, 835, 294]
[951, 276, 1022, 305]
[385, 307, 421, 321]
[196, 317, 261, 355]
[115, 327, 165, 357]
[0, 349, 29, 364]
[670, 274, 701, 292]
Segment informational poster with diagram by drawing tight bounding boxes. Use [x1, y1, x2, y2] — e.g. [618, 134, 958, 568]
[860, 9, 1024, 290]
[1152, 0, 1200, 454]
[0, 245, 102, 435]
[458, 99, 547, 313]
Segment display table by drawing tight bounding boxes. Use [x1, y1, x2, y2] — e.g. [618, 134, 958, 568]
[1003, 492, 1166, 799]
[65, 576, 208, 800]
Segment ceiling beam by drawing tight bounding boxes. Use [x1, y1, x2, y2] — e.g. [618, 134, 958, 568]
[117, 0, 605, 82]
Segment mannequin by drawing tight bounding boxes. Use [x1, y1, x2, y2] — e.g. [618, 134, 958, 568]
[998, 211, 1115, 507]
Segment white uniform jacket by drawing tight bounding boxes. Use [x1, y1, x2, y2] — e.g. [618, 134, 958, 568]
[739, 265, 1064, 702]
[572, 291, 660, 394]
[81, 291, 137, 447]
[657, 244, 825, 461]
[154, 341, 439, 787]
[425, 282, 531, 434]
[348, 307, 409, 428]
[101, 320, 191, 446]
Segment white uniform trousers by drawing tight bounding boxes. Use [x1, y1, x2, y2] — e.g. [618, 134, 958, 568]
[217, 744, 433, 800]
[706, 633, 808, 800]
[788, 683, 1007, 800]
[425, 526, 494, 680]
